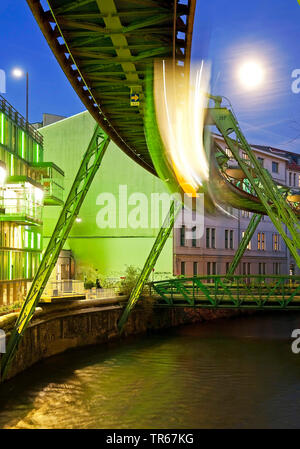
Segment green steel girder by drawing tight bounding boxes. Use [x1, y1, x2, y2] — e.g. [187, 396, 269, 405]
[150, 275, 300, 310]
[0, 126, 110, 380]
[118, 200, 180, 332]
[227, 213, 262, 276]
[27, 0, 196, 175]
[209, 103, 300, 268]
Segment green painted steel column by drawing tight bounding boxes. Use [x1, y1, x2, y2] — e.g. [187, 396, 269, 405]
[227, 213, 262, 276]
[1, 126, 110, 380]
[209, 103, 300, 268]
[118, 200, 180, 332]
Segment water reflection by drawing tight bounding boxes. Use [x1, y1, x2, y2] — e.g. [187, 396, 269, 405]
[0, 312, 300, 429]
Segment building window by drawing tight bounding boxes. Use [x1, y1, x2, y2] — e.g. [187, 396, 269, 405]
[257, 232, 265, 251]
[193, 261, 198, 276]
[289, 172, 292, 186]
[259, 263, 266, 275]
[180, 226, 185, 247]
[273, 234, 279, 252]
[242, 152, 249, 160]
[294, 173, 296, 186]
[257, 157, 264, 167]
[226, 262, 230, 273]
[211, 228, 216, 249]
[206, 228, 216, 249]
[225, 148, 233, 158]
[242, 210, 250, 218]
[242, 231, 252, 250]
[243, 263, 251, 275]
[230, 230, 234, 249]
[192, 226, 197, 247]
[273, 263, 281, 275]
[272, 161, 279, 173]
[181, 261, 185, 276]
[290, 264, 295, 276]
[206, 228, 210, 248]
[207, 262, 216, 276]
[225, 229, 228, 249]
[225, 229, 234, 249]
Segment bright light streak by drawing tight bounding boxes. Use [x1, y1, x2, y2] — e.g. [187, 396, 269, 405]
[154, 59, 210, 196]
[238, 61, 264, 90]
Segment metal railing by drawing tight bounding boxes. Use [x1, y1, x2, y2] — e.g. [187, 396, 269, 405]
[150, 275, 300, 310]
[0, 95, 43, 145]
[43, 280, 85, 297]
[41, 280, 117, 300]
[1, 198, 42, 222]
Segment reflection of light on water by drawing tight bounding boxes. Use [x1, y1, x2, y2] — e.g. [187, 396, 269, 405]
[154, 60, 211, 196]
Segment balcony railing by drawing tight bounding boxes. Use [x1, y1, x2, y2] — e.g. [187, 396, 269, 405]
[32, 162, 64, 205]
[0, 95, 43, 145]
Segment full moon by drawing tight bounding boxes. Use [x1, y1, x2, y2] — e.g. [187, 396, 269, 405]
[238, 61, 264, 89]
[12, 68, 24, 78]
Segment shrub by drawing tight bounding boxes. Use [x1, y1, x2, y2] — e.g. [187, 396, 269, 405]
[84, 280, 95, 290]
[118, 265, 142, 296]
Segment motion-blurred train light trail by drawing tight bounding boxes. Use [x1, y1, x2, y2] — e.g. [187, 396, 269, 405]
[153, 59, 211, 197]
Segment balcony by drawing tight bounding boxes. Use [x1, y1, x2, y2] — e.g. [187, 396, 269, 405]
[32, 162, 64, 206]
[0, 95, 43, 145]
[0, 176, 43, 225]
[0, 161, 6, 214]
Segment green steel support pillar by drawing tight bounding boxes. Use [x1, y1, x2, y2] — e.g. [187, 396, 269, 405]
[1, 126, 110, 380]
[118, 200, 180, 332]
[209, 102, 300, 268]
[226, 213, 262, 276]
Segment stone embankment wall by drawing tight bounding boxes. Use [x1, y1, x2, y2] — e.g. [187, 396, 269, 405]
[0, 296, 246, 381]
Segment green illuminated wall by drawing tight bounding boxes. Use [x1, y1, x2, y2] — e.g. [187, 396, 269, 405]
[40, 111, 173, 280]
[0, 106, 45, 294]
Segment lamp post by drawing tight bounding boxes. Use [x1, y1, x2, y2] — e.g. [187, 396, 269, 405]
[12, 68, 29, 125]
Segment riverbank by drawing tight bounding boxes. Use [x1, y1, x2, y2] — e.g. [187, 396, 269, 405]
[0, 296, 248, 381]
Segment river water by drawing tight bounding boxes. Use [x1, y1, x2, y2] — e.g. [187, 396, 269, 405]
[0, 312, 300, 429]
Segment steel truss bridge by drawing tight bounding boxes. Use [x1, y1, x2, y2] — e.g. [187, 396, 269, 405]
[150, 275, 300, 310]
[1, 0, 299, 378]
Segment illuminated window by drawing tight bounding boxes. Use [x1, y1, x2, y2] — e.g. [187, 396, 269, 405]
[273, 234, 279, 252]
[242, 210, 250, 218]
[258, 233, 265, 250]
[242, 231, 252, 250]
[225, 148, 233, 158]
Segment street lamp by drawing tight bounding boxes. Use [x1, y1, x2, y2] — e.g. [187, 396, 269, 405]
[12, 68, 29, 125]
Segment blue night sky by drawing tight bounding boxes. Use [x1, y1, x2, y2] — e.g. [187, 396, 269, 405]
[1, 0, 300, 152]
